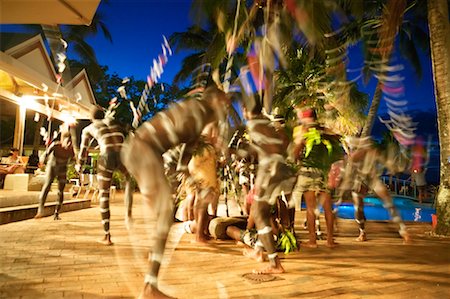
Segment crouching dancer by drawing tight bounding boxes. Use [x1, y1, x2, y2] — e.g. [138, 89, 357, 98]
[76, 107, 134, 245]
[242, 103, 297, 274]
[35, 131, 75, 220]
[121, 85, 231, 298]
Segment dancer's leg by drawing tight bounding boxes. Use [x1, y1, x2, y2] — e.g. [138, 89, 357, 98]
[54, 165, 67, 220]
[35, 163, 57, 218]
[123, 174, 134, 228]
[97, 161, 114, 245]
[303, 191, 318, 248]
[373, 180, 411, 243]
[123, 138, 175, 298]
[251, 200, 284, 274]
[321, 191, 338, 247]
[352, 191, 367, 241]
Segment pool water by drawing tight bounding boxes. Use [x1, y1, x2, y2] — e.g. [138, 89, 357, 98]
[336, 196, 435, 222]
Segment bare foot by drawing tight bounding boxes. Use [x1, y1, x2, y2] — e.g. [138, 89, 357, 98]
[302, 242, 318, 248]
[402, 233, 413, 244]
[125, 216, 134, 230]
[355, 233, 367, 242]
[139, 283, 176, 299]
[34, 213, 44, 219]
[243, 247, 265, 262]
[193, 237, 210, 244]
[326, 241, 339, 248]
[252, 264, 285, 274]
[98, 234, 113, 246]
[183, 221, 193, 234]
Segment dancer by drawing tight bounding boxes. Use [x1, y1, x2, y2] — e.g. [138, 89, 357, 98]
[187, 125, 220, 243]
[339, 136, 411, 243]
[35, 132, 75, 220]
[121, 85, 231, 298]
[76, 107, 134, 245]
[292, 107, 343, 248]
[241, 102, 297, 274]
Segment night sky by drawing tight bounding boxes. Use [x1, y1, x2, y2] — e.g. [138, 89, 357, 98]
[0, 0, 440, 181]
[83, 0, 436, 114]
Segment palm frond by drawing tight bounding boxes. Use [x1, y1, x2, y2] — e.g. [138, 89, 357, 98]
[172, 53, 205, 84]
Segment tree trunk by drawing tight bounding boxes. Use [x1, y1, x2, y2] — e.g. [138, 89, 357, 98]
[361, 0, 406, 137]
[428, 0, 450, 235]
[361, 81, 383, 137]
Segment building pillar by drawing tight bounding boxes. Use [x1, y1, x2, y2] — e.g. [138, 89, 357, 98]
[13, 105, 26, 155]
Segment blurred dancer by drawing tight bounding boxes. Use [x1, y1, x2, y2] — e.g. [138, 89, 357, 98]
[292, 107, 343, 248]
[76, 107, 134, 245]
[121, 85, 230, 298]
[340, 136, 411, 243]
[241, 102, 297, 274]
[35, 132, 74, 220]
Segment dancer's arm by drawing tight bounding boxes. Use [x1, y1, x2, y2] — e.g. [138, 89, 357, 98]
[76, 125, 94, 171]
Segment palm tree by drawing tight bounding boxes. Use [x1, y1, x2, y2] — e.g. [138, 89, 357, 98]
[428, 0, 450, 235]
[170, 0, 263, 87]
[41, 9, 113, 84]
[273, 46, 368, 135]
[351, 0, 430, 137]
[359, 0, 407, 137]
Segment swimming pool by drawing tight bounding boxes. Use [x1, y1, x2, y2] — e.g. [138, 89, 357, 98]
[336, 196, 435, 222]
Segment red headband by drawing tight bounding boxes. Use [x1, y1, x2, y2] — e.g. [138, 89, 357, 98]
[299, 108, 313, 119]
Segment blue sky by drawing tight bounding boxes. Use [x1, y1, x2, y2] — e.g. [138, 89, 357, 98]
[86, 0, 436, 114]
[0, 0, 437, 114]
[83, 0, 192, 85]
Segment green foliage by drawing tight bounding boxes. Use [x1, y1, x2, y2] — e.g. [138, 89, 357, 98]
[304, 128, 332, 158]
[302, 129, 344, 171]
[277, 229, 298, 254]
[112, 170, 125, 189]
[66, 163, 78, 181]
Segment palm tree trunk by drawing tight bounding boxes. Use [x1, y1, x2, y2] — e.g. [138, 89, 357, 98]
[361, 81, 383, 137]
[361, 0, 406, 137]
[428, 0, 450, 236]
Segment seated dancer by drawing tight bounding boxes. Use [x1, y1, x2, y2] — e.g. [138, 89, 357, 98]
[292, 107, 343, 248]
[183, 124, 220, 243]
[76, 107, 134, 245]
[121, 85, 231, 298]
[226, 196, 295, 263]
[339, 136, 411, 243]
[241, 102, 297, 274]
[35, 132, 75, 220]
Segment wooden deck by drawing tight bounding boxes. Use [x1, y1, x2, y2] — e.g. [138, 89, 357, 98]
[1, 192, 449, 298]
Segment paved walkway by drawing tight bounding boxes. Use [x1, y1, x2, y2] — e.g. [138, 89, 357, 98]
[1, 192, 449, 298]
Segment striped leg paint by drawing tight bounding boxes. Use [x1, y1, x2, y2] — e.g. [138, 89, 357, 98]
[97, 162, 114, 245]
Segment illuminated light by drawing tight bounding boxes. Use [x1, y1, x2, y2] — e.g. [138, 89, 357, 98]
[41, 83, 48, 92]
[52, 92, 63, 98]
[60, 111, 77, 126]
[19, 95, 39, 109]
